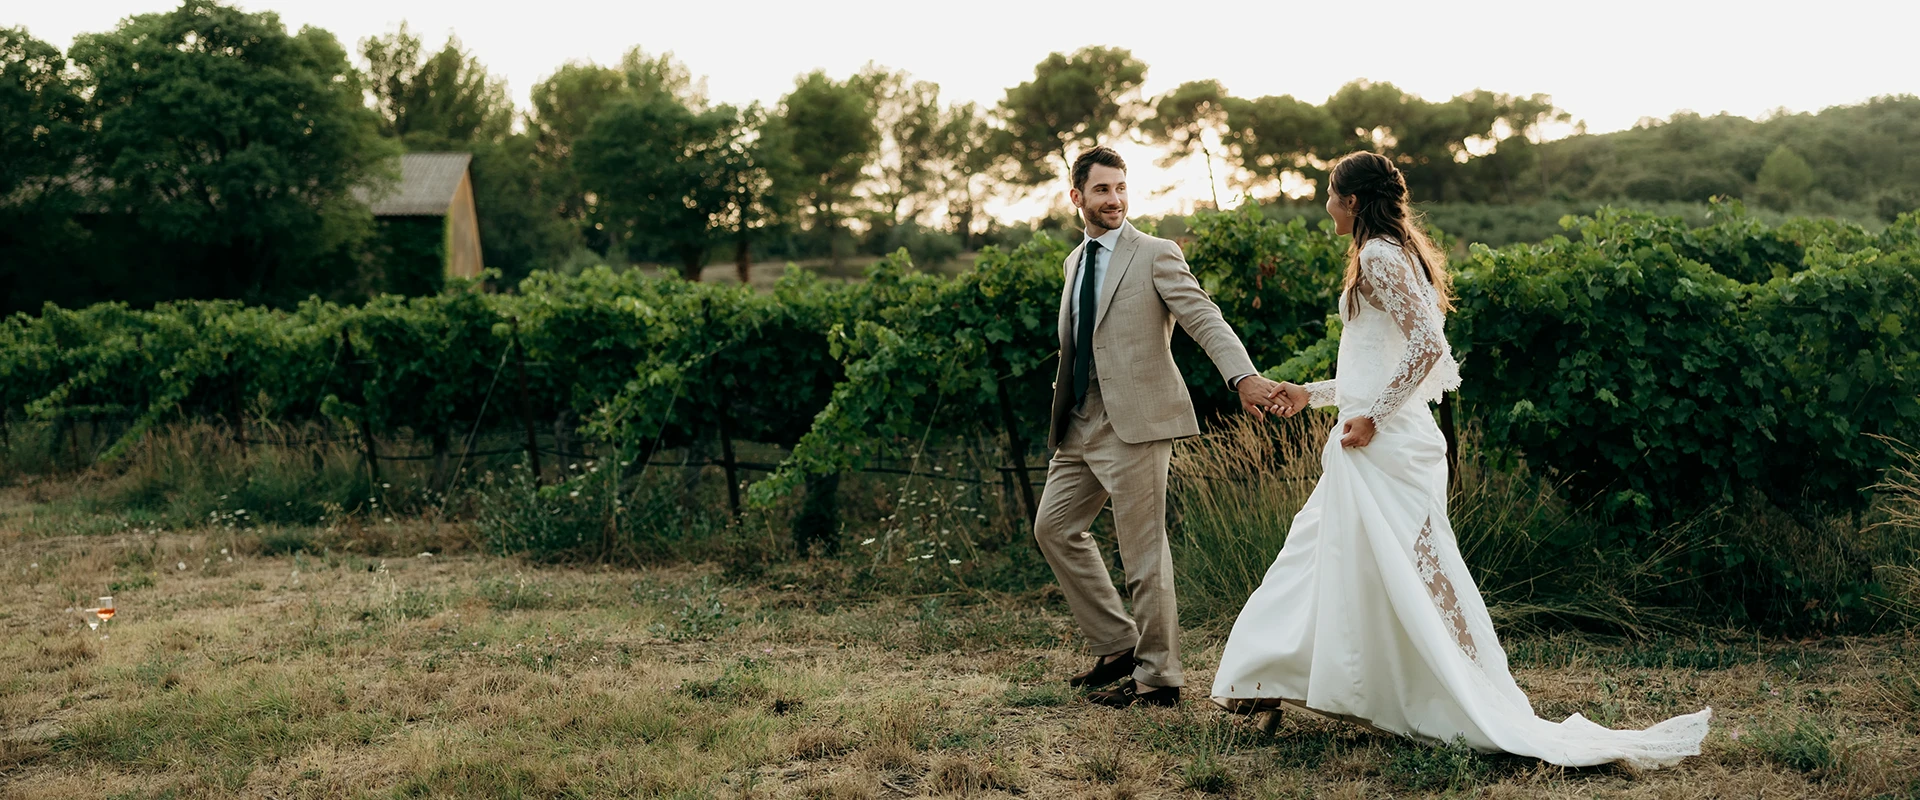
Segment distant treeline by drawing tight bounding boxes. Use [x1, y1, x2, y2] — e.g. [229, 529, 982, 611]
[3, 0, 1916, 313]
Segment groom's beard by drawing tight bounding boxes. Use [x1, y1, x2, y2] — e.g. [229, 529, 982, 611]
[1081, 205, 1125, 233]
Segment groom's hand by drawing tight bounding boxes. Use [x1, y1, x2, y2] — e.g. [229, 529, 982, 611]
[1235, 375, 1285, 420]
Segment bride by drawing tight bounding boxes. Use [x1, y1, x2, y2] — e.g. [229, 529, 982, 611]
[1210, 151, 1711, 769]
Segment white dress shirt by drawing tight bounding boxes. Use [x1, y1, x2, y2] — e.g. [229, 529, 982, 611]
[1074, 225, 1257, 390]
[1071, 226, 1124, 340]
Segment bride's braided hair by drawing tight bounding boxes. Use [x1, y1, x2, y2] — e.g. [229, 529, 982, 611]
[1330, 151, 1453, 315]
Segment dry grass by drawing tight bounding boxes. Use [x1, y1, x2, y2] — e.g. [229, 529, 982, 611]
[3, 521, 1919, 799]
[1171, 414, 1710, 638]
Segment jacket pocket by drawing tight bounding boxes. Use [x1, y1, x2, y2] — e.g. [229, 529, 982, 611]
[1129, 357, 1188, 423]
[1111, 276, 1151, 303]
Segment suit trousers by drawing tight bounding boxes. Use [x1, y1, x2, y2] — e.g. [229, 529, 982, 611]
[1033, 381, 1183, 688]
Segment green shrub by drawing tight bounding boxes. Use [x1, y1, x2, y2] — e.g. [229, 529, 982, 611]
[472, 460, 727, 563]
[1745, 715, 1845, 777]
[1381, 736, 1489, 792]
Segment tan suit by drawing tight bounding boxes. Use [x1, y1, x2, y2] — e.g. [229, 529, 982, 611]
[1036, 221, 1257, 689]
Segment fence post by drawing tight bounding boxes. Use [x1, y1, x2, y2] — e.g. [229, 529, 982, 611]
[989, 347, 1038, 526]
[1440, 391, 1459, 485]
[509, 320, 543, 482]
[716, 407, 742, 520]
[226, 351, 248, 455]
[341, 329, 380, 483]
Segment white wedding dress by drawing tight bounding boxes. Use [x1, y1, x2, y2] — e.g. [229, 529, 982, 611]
[1209, 238, 1711, 769]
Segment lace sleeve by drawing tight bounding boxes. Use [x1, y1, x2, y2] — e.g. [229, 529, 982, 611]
[1305, 380, 1337, 408]
[1359, 242, 1447, 424]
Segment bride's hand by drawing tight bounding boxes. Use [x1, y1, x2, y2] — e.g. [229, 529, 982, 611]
[1276, 383, 1309, 417]
[1339, 416, 1377, 448]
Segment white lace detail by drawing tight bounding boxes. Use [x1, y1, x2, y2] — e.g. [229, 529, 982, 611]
[1304, 379, 1338, 408]
[1300, 240, 1460, 419]
[1412, 517, 1478, 664]
[1355, 239, 1459, 424]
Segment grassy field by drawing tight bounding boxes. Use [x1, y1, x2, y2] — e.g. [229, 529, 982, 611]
[4, 508, 1920, 799]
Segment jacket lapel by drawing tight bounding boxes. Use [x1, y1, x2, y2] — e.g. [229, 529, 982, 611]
[1094, 222, 1141, 331]
[1058, 241, 1083, 348]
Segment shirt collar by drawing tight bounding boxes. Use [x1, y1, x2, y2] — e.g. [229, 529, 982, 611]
[1083, 224, 1124, 252]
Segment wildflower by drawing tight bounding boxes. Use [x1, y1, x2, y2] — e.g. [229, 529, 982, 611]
[382, 483, 391, 489]
[861, 538, 876, 546]
[383, 517, 394, 523]
[569, 490, 581, 498]
[176, 561, 186, 571]
[948, 559, 961, 565]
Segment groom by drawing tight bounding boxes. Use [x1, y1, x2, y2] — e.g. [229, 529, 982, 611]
[1037, 146, 1289, 708]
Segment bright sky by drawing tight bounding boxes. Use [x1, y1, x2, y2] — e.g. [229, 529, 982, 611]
[15, 0, 1917, 219]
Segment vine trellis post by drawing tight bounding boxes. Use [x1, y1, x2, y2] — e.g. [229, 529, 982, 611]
[509, 319, 543, 482]
[340, 329, 379, 483]
[988, 343, 1038, 527]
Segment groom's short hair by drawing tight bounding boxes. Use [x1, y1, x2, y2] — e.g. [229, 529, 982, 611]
[1072, 146, 1127, 191]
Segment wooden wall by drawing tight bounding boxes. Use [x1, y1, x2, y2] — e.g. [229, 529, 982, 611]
[444, 170, 485, 281]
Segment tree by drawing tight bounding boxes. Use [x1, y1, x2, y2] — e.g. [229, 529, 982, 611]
[719, 103, 798, 283]
[470, 134, 579, 286]
[1756, 144, 1815, 210]
[0, 27, 88, 312]
[67, 0, 395, 306]
[529, 48, 706, 256]
[932, 102, 999, 248]
[1141, 79, 1231, 208]
[855, 66, 943, 231]
[1220, 93, 1341, 199]
[995, 47, 1147, 186]
[575, 93, 740, 279]
[360, 24, 512, 149]
[774, 71, 877, 267]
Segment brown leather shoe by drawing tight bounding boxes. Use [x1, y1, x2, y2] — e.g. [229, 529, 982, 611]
[1068, 649, 1136, 688]
[1088, 680, 1181, 708]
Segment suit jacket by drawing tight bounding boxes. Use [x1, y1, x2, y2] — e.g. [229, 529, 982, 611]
[1048, 221, 1258, 448]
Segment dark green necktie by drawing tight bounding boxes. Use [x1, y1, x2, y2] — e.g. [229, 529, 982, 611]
[1072, 240, 1102, 403]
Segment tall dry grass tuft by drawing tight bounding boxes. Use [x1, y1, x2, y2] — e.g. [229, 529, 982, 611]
[1168, 411, 1329, 628]
[1866, 438, 1920, 626]
[10, 420, 401, 536]
[104, 421, 384, 526]
[1170, 412, 1699, 637]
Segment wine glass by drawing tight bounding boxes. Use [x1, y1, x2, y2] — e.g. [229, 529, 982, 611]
[94, 596, 114, 637]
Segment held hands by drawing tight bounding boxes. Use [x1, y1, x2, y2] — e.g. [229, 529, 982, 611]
[1237, 376, 1309, 420]
[1340, 416, 1378, 448]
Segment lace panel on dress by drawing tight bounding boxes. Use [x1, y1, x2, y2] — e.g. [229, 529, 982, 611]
[1413, 516, 1478, 664]
[1355, 242, 1452, 424]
